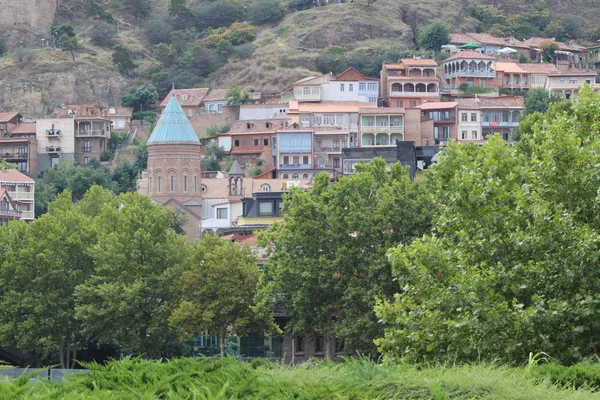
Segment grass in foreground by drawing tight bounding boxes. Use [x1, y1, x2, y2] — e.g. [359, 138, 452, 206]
[1, 357, 600, 399]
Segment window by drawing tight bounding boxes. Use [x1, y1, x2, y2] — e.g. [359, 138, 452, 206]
[181, 94, 188, 100]
[409, 100, 417, 107]
[369, 97, 377, 103]
[333, 139, 340, 148]
[293, 156, 299, 164]
[259, 201, 273, 216]
[234, 139, 240, 146]
[261, 184, 270, 192]
[359, 82, 366, 91]
[282, 174, 289, 179]
[303, 173, 309, 179]
[442, 126, 450, 139]
[183, 176, 188, 192]
[187, 109, 193, 117]
[423, 138, 430, 146]
[201, 183, 207, 192]
[292, 173, 299, 179]
[16, 162, 27, 171]
[471, 113, 477, 122]
[83, 140, 91, 152]
[569, 79, 578, 84]
[295, 336, 304, 353]
[349, 84, 354, 92]
[283, 156, 289, 165]
[472, 131, 478, 140]
[109, 108, 116, 115]
[560, 79, 566, 84]
[84, 156, 90, 164]
[254, 139, 259, 146]
[157, 176, 162, 192]
[18, 147, 25, 155]
[217, 104, 223, 112]
[217, 208, 228, 219]
[315, 336, 324, 354]
[263, 138, 269, 145]
[302, 87, 310, 95]
[170, 176, 175, 192]
[396, 100, 403, 107]
[367, 82, 377, 91]
[333, 157, 340, 167]
[461, 131, 467, 140]
[148, 177, 152, 192]
[302, 156, 309, 165]
[340, 83, 345, 92]
[461, 113, 468, 122]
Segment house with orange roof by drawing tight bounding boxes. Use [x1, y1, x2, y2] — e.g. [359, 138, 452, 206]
[0, 169, 35, 221]
[443, 51, 499, 91]
[0, 112, 22, 135]
[380, 58, 440, 108]
[416, 102, 459, 145]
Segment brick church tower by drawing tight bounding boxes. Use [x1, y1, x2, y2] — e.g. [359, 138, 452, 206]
[146, 95, 202, 239]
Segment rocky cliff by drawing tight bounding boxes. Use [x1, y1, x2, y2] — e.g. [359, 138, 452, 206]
[0, 0, 63, 48]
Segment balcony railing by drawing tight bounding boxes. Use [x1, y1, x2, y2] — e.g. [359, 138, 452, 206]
[444, 70, 496, 79]
[46, 146, 62, 153]
[76, 130, 110, 137]
[0, 152, 27, 160]
[279, 164, 312, 169]
[361, 125, 404, 132]
[422, 116, 456, 122]
[0, 208, 21, 217]
[390, 91, 439, 97]
[46, 129, 61, 136]
[314, 146, 342, 153]
[503, 82, 530, 88]
[7, 191, 34, 201]
[294, 93, 321, 102]
[481, 121, 519, 127]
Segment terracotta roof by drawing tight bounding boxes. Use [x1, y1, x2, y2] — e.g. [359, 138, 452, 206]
[8, 123, 36, 134]
[0, 169, 34, 183]
[0, 138, 30, 144]
[444, 51, 497, 62]
[548, 70, 597, 77]
[450, 33, 478, 45]
[204, 89, 228, 102]
[359, 107, 405, 114]
[201, 178, 311, 199]
[417, 102, 458, 110]
[0, 112, 20, 123]
[229, 119, 287, 134]
[521, 37, 586, 52]
[503, 37, 530, 49]
[494, 62, 528, 74]
[335, 67, 377, 81]
[466, 33, 507, 47]
[400, 58, 438, 67]
[383, 64, 406, 70]
[222, 233, 258, 246]
[160, 88, 210, 107]
[456, 98, 480, 110]
[517, 63, 561, 74]
[295, 102, 378, 113]
[478, 96, 524, 109]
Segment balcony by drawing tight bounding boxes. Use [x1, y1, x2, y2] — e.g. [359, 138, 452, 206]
[0, 152, 27, 160]
[444, 70, 496, 79]
[314, 146, 342, 153]
[76, 129, 110, 137]
[0, 208, 21, 217]
[481, 121, 519, 128]
[46, 129, 61, 137]
[422, 116, 456, 123]
[7, 191, 34, 201]
[361, 125, 404, 133]
[389, 91, 439, 98]
[46, 146, 62, 154]
[294, 92, 321, 102]
[503, 82, 530, 88]
[279, 164, 312, 169]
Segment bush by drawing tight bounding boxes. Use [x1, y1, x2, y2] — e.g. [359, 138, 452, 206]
[110, 131, 128, 149]
[193, 0, 244, 33]
[249, 167, 263, 177]
[13, 48, 36, 64]
[531, 363, 600, 390]
[247, 0, 286, 25]
[90, 21, 117, 47]
[145, 16, 172, 45]
[233, 43, 256, 59]
[203, 23, 257, 47]
[100, 150, 113, 162]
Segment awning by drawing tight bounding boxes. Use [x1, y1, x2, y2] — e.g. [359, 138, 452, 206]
[498, 47, 518, 54]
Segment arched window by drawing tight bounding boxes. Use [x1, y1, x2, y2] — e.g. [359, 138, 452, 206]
[183, 175, 188, 192]
[317, 156, 326, 167]
[292, 173, 299, 179]
[303, 174, 309, 179]
[261, 184, 271, 192]
[201, 184, 207, 192]
[282, 174, 289, 179]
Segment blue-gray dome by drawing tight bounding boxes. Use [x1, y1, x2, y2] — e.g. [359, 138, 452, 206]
[147, 96, 200, 145]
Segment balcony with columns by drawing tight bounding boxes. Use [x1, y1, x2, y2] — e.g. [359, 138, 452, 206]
[389, 82, 439, 98]
[444, 60, 496, 80]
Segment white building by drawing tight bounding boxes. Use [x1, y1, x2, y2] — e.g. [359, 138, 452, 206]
[0, 169, 35, 221]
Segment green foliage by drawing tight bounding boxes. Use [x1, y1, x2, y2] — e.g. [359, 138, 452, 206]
[225, 85, 251, 106]
[121, 83, 158, 113]
[233, 43, 256, 59]
[458, 83, 494, 94]
[0, 160, 16, 169]
[203, 23, 257, 48]
[376, 88, 600, 365]
[110, 131, 128, 149]
[561, 16, 582, 39]
[531, 362, 600, 389]
[122, 0, 151, 19]
[203, 141, 225, 171]
[417, 21, 451, 52]
[112, 45, 137, 77]
[0, 40, 5, 57]
[152, 43, 177, 66]
[540, 40, 559, 63]
[585, 26, 600, 41]
[100, 150, 113, 161]
[111, 160, 137, 193]
[90, 21, 117, 47]
[193, 0, 244, 33]
[259, 160, 435, 357]
[3, 357, 600, 399]
[51, 24, 75, 39]
[248, 167, 263, 177]
[523, 87, 564, 116]
[247, 0, 286, 25]
[145, 16, 172, 45]
[316, 45, 347, 75]
[470, 4, 507, 31]
[542, 20, 566, 42]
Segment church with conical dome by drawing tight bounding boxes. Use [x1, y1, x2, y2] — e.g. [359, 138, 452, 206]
[145, 95, 203, 239]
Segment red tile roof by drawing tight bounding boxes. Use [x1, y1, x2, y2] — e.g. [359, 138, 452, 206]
[478, 96, 524, 109]
[0, 112, 20, 123]
[204, 89, 229, 102]
[417, 102, 458, 110]
[0, 169, 34, 183]
[335, 67, 377, 81]
[400, 58, 438, 67]
[517, 63, 561, 74]
[444, 51, 497, 62]
[8, 123, 36, 134]
[456, 98, 481, 110]
[160, 88, 210, 107]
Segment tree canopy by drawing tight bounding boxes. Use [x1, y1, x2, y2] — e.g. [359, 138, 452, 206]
[417, 21, 451, 52]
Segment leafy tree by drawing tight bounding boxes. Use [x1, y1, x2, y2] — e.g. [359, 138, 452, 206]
[152, 43, 177, 66]
[542, 20, 566, 42]
[225, 85, 251, 106]
[90, 21, 117, 47]
[122, 0, 151, 19]
[59, 34, 79, 62]
[585, 26, 600, 41]
[169, 0, 195, 27]
[202, 141, 225, 171]
[247, 0, 286, 25]
[170, 235, 270, 357]
[561, 16, 582, 39]
[51, 24, 75, 39]
[145, 16, 173, 45]
[112, 45, 138, 77]
[317, 45, 348, 75]
[111, 160, 138, 193]
[121, 83, 158, 113]
[376, 87, 600, 365]
[233, 43, 255, 59]
[0, 191, 97, 368]
[523, 87, 564, 116]
[0, 160, 16, 169]
[539, 40, 559, 63]
[192, 0, 244, 33]
[417, 21, 451, 53]
[75, 192, 187, 357]
[259, 160, 435, 357]
[203, 23, 257, 48]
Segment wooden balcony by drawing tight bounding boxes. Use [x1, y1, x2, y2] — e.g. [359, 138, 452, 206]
[75, 129, 110, 137]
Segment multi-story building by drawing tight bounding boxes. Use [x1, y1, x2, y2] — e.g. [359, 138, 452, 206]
[456, 99, 482, 142]
[313, 127, 348, 173]
[73, 116, 112, 165]
[380, 58, 440, 107]
[54, 105, 133, 132]
[203, 89, 228, 114]
[275, 124, 331, 179]
[0, 189, 22, 225]
[443, 51, 499, 91]
[2, 123, 38, 175]
[35, 116, 76, 171]
[239, 104, 288, 120]
[479, 96, 524, 141]
[0, 169, 35, 221]
[589, 40, 600, 70]
[416, 102, 458, 145]
[359, 108, 405, 147]
[0, 112, 21, 135]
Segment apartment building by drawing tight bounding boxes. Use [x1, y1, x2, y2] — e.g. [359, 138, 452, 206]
[416, 102, 459, 145]
[456, 99, 482, 142]
[479, 96, 524, 141]
[443, 51, 499, 91]
[380, 58, 440, 107]
[0, 169, 35, 221]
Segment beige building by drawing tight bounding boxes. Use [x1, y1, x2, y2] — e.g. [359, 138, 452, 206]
[0, 169, 35, 221]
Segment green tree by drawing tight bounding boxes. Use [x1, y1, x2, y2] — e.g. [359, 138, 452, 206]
[523, 87, 563, 116]
[542, 20, 566, 42]
[225, 85, 251, 106]
[0, 160, 16, 169]
[112, 45, 137, 77]
[170, 235, 269, 357]
[192, 0, 244, 33]
[561, 16, 581, 39]
[259, 160, 435, 357]
[316, 45, 348, 75]
[121, 83, 158, 113]
[169, 0, 195, 26]
[202, 141, 224, 171]
[59, 34, 79, 62]
[0, 191, 97, 368]
[75, 192, 186, 357]
[152, 43, 177, 66]
[539, 40, 559, 63]
[90, 21, 117, 47]
[122, 0, 151, 19]
[376, 87, 600, 365]
[111, 160, 138, 193]
[247, 0, 285, 25]
[417, 21, 451, 53]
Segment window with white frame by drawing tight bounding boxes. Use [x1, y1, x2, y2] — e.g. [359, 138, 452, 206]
[303, 87, 310, 95]
[340, 84, 345, 92]
[261, 184, 270, 192]
[349, 84, 354, 92]
[369, 97, 377, 103]
[216, 207, 228, 219]
[461, 131, 467, 139]
[359, 82, 366, 91]
[461, 113, 468, 121]
[472, 131, 478, 140]
[367, 82, 377, 91]
[471, 113, 477, 122]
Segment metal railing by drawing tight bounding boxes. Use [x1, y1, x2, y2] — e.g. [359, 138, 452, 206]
[7, 191, 34, 201]
[0, 209, 21, 217]
[444, 70, 496, 78]
[279, 164, 312, 169]
[76, 130, 109, 137]
[46, 147, 62, 153]
[46, 129, 61, 136]
[314, 146, 342, 152]
[0, 152, 28, 160]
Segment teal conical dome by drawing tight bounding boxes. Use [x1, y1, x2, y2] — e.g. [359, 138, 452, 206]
[147, 96, 200, 144]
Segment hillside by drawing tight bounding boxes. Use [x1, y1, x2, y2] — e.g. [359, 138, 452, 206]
[0, 0, 598, 114]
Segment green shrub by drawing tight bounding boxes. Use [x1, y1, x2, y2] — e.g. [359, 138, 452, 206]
[100, 150, 113, 162]
[193, 0, 244, 32]
[90, 21, 117, 47]
[531, 363, 600, 390]
[247, 0, 286, 25]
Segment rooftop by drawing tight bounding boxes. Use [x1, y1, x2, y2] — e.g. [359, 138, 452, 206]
[456, 98, 481, 110]
[478, 96, 524, 109]
[147, 96, 200, 145]
[159, 88, 210, 107]
[444, 51, 497, 62]
[417, 102, 458, 111]
[359, 107, 406, 114]
[8, 123, 36, 134]
[400, 58, 438, 67]
[201, 178, 311, 199]
[204, 89, 229, 102]
[335, 67, 378, 81]
[0, 112, 20, 123]
[0, 169, 35, 183]
[229, 119, 287, 134]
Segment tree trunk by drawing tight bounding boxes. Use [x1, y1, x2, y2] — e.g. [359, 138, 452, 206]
[325, 333, 333, 361]
[219, 328, 226, 358]
[70, 50, 75, 62]
[70, 345, 77, 369]
[65, 336, 71, 369]
[59, 339, 65, 370]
